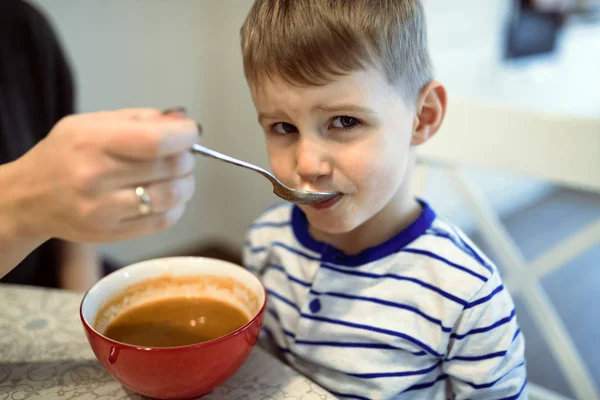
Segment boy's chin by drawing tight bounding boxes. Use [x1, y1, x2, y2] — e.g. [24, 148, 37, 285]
[305, 213, 362, 236]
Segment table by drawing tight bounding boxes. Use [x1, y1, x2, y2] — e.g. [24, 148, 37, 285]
[0, 284, 335, 400]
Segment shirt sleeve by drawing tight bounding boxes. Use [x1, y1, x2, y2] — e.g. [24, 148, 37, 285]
[242, 217, 276, 351]
[242, 222, 271, 277]
[443, 272, 528, 400]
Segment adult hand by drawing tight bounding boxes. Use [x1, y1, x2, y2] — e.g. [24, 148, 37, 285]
[8, 107, 200, 244]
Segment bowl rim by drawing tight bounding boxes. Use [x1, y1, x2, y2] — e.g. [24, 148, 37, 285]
[79, 256, 267, 351]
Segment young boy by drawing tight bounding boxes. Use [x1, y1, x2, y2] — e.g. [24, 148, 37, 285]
[241, 1, 527, 399]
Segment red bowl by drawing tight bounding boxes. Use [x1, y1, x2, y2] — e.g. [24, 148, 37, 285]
[80, 257, 266, 399]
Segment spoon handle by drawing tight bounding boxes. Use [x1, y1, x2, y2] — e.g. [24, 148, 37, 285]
[191, 144, 275, 182]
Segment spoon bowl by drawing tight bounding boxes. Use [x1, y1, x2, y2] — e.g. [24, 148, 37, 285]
[191, 144, 339, 205]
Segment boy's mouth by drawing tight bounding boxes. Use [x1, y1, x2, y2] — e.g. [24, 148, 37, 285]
[309, 194, 343, 210]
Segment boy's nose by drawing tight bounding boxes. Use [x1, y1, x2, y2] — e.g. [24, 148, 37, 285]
[294, 136, 332, 184]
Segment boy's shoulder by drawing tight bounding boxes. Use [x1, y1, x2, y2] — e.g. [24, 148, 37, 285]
[423, 217, 496, 278]
[397, 216, 500, 302]
[248, 202, 294, 229]
[244, 202, 295, 245]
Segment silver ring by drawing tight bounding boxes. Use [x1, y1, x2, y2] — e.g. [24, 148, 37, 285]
[135, 186, 152, 216]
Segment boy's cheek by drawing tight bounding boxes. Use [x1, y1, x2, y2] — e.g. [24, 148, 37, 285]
[269, 155, 295, 184]
[349, 156, 404, 192]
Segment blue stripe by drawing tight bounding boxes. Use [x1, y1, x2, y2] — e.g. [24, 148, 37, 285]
[261, 327, 292, 354]
[266, 289, 300, 311]
[263, 337, 433, 392]
[402, 373, 448, 393]
[250, 203, 291, 228]
[403, 248, 488, 282]
[427, 227, 493, 273]
[261, 326, 273, 337]
[293, 339, 426, 355]
[300, 313, 443, 357]
[283, 329, 295, 338]
[295, 340, 396, 349]
[328, 391, 370, 400]
[465, 284, 505, 309]
[267, 300, 442, 357]
[318, 263, 468, 306]
[497, 378, 528, 400]
[264, 242, 470, 306]
[266, 308, 296, 338]
[347, 362, 439, 379]
[267, 307, 280, 321]
[447, 350, 507, 362]
[449, 225, 494, 273]
[273, 241, 322, 261]
[268, 264, 311, 287]
[452, 309, 517, 340]
[249, 221, 291, 230]
[310, 289, 452, 333]
[463, 361, 525, 389]
[247, 246, 267, 254]
[512, 328, 521, 343]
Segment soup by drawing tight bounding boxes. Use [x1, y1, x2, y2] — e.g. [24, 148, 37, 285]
[94, 274, 259, 348]
[103, 297, 250, 347]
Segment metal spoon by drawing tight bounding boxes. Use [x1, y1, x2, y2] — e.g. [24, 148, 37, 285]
[191, 144, 339, 204]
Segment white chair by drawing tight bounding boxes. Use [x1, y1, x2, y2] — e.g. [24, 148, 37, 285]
[413, 99, 600, 400]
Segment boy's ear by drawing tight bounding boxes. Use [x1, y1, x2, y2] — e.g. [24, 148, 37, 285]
[411, 81, 447, 146]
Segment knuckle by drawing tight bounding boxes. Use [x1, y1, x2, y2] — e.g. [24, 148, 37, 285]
[165, 154, 186, 176]
[152, 216, 171, 231]
[186, 175, 196, 200]
[75, 200, 98, 223]
[166, 180, 184, 206]
[153, 212, 178, 231]
[166, 151, 196, 177]
[58, 114, 79, 129]
[162, 176, 193, 207]
[142, 127, 165, 158]
[73, 167, 99, 193]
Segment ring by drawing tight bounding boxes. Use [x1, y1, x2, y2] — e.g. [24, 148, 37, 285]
[135, 186, 152, 216]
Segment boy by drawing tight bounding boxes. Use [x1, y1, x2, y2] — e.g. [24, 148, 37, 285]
[241, 1, 527, 399]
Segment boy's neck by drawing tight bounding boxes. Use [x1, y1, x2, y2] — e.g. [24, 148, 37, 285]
[309, 193, 422, 256]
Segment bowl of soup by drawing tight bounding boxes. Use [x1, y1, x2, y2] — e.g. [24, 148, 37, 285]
[80, 257, 266, 399]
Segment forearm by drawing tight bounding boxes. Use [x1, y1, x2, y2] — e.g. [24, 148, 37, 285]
[0, 161, 48, 278]
[58, 242, 101, 292]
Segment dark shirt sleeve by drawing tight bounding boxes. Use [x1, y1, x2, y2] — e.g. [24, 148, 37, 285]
[0, 0, 75, 288]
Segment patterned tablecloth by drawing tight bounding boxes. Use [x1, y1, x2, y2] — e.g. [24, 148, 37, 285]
[0, 284, 335, 400]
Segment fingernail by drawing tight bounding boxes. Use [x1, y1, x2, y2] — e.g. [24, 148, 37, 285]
[197, 123, 203, 136]
[162, 106, 187, 115]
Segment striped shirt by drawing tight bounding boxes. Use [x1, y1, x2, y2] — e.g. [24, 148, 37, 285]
[243, 200, 527, 400]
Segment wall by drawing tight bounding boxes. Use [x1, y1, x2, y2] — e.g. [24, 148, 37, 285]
[31, 0, 600, 262]
[29, 0, 226, 264]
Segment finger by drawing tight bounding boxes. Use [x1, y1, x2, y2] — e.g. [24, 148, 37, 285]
[114, 108, 163, 121]
[162, 107, 187, 119]
[104, 118, 200, 160]
[115, 174, 196, 219]
[111, 151, 196, 188]
[112, 205, 187, 239]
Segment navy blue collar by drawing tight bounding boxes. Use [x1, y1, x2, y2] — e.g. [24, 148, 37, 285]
[291, 199, 436, 266]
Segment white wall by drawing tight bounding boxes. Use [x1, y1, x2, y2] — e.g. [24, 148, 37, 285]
[30, 0, 227, 264]
[32, 0, 600, 262]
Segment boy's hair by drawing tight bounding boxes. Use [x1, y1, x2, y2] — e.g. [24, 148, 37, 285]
[240, 0, 433, 103]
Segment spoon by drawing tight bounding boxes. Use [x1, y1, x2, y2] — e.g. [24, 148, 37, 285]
[191, 144, 339, 205]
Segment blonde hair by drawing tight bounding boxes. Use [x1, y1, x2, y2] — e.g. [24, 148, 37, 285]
[241, 0, 433, 103]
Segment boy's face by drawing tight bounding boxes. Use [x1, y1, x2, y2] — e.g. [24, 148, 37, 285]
[250, 67, 418, 234]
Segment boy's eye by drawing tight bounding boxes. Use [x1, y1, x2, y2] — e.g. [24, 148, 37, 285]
[331, 116, 359, 129]
[273, 122, 298, 134]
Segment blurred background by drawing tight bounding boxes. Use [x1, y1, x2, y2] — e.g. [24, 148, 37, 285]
[21, 0, 600, 398]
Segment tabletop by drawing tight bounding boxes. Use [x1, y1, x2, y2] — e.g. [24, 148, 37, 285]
[0, 284, 335, 400]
